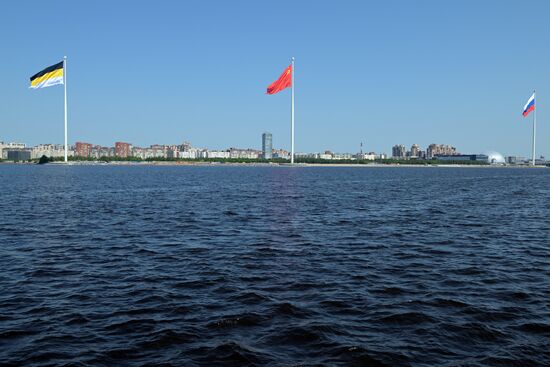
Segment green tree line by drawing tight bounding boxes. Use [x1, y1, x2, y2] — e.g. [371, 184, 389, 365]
[32, 155, 489, 165]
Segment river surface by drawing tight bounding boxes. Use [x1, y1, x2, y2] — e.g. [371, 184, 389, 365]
[0, 165, 549, 366]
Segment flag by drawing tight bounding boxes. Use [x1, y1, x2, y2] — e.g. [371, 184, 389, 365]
[30, 61, 64, 89]
[522, 93, 535, 117]
[266, 64, 292, 94]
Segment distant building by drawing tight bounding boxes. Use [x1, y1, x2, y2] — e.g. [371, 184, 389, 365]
[506, 156, 527, 164]
[1, 142, 26, 159]
[262, 132, 273, 159]
[435, 154, 488, 162]
[392, 144, 406, 159]
[486, 152, 505, 164]
[333, 153, 354, 160]
[115, 142, 131, 158]
[427, 144, 457, 159]
[272, 149, 289, 159]
[75, 142, 93, 158]
[91, 145, 114, 158]
[166, 148, 179, 159]
[356, 153, 377, 160]
[207, 150, 231, 159]
[229, 148, 261, 159]
[410, 144, 420, 158]
[178, 142, 192, 153]
[178, 149, 199, 159]
[148, 145, 168, 159]
[535, 157, 547, 166]
[31, 144, 67, 159]
[7, 149, 31, 161]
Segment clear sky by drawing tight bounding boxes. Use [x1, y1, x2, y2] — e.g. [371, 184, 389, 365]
[1, 0, 549, 157]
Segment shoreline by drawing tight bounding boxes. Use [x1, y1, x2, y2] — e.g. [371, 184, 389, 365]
[1, 161, 547, 168]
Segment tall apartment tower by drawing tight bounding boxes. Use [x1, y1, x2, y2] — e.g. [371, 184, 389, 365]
[410, 144, 420, 158]
[262, 132, 273, 159]
[392, 144, 406, 159]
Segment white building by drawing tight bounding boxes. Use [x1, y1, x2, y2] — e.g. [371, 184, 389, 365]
[295, 152, 320, 159]
[206, 150, 231, 159]
[229, 148, 261, 159]
[333, 153, 354, 160]
[31, 144, 70, 159]
[356, 153, 377, 161]
[1, 142, 26, 159]
[131, 146, 166, 159]
[89, 146, 114, 159]
[272, 149, 290, 159]
[179, 148, 200, 159]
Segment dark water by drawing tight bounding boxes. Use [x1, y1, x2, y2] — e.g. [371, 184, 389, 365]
[0, 165, 549, 366]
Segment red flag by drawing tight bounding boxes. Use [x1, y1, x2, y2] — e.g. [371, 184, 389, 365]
[266, 64, 292, 94]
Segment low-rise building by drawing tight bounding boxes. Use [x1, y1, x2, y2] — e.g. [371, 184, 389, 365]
[167, 147, 179, 159]
[229, 148, 261, 159]
[435, 154, 488, 162]
[272, 149, 289, 159]
[506, 156, 527, 164]
[1, 142, 26, 159]
[31, 144, 68, 159]
[91, 146, 115, 158]
[6, 149, 31, 161]
[356, 153, 377, 160]
[206, 150, 231, 159]
[535, 157, 548, 166]
[333, 153, 354, 160]
[178, 149, 199, 159]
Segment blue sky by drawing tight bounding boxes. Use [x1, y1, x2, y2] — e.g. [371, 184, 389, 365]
[1, 0, 549, 157]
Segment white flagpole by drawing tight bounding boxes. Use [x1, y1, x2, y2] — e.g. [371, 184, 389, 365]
[63, 56, 68, 163]
[533, 90, 537, 166]
[291, 57, 295, 164]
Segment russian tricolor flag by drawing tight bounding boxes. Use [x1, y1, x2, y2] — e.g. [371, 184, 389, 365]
[523, 93, 535, 117]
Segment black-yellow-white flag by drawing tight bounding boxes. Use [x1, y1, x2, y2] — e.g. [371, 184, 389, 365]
[30, 61, 64, 89]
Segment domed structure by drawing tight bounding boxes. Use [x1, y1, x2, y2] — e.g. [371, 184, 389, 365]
[485, 151, 505, 164]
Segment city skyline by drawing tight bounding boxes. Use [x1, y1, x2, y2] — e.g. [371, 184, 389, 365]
[1, 1, 549, 157]
[5, 136, 542, 165]
[0, 136, 472, 157]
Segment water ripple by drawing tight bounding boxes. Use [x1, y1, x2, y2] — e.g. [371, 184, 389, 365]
[0, 165, 549, 366]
